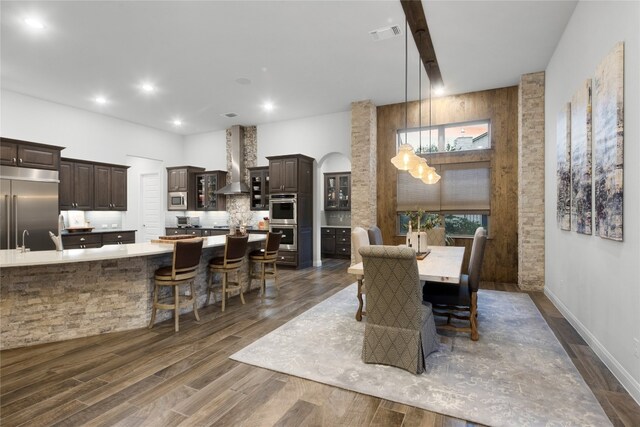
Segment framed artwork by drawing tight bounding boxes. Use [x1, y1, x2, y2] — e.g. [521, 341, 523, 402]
[593, 42, 624, 241]
[556, 103, 571, 230]
[570, 80, 592, 235]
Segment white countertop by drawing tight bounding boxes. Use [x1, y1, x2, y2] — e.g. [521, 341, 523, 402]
[0, 234, 266, 268]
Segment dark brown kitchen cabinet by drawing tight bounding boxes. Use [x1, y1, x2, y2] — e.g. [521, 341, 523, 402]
[62, 230, 136, 248]
[59, 160, 94, 210]
[324, 172, 351, 211]
[101, 231, 135, 245]
[321, 227, 351, 258]
[195, 171, 227, 211]
[94, 165, 128, 211]
[167, 166, 204, 192]
[268, 155, 312, 194]
[1, 137, 63, 170]
[248, 166, 269, 211]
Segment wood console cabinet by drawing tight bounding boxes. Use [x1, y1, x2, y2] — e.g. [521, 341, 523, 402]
[1, 137, 63, 170]
[324, 172, 351, 211]
[248, 166, 269, 211]
[59, 160, 94, 210]
[195, 171, 227, 211]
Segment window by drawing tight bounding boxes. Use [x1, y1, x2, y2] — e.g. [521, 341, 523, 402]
[395, 119, 492, 238]
[397, 120, 490, 154]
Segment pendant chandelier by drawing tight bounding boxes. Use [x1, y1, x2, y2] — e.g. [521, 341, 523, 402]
[409, 30, 440, 185]
[390, 19, 420, 172]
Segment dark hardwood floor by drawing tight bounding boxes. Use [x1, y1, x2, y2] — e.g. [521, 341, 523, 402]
[1, 258, 638, 426]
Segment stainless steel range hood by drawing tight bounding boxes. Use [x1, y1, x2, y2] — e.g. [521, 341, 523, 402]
[215, 125, 250, 195]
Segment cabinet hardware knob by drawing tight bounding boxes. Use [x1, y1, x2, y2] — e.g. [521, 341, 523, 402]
[12, 158, 16, 163]
[117, 235, 122, 239]
[19, 158, 23, 163]
[80, 237, 86, 241]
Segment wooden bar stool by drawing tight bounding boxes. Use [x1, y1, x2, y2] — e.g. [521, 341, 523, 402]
[249, 232, 282, 298]
[149, 238, 204, 332]
[206, 234, 249, 311]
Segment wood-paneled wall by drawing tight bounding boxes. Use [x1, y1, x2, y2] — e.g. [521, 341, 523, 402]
[376, 86, 519, 283]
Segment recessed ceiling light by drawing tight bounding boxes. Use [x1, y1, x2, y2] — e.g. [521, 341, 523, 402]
[235, 78, 251, 85]
[263, 102, 274, 112]
[434, 86, 445, 96]
[141, 83, 155, 93]
[95, 96, 107, 105]
[24, 17, 45, 30]
[172, 119, 183, 126]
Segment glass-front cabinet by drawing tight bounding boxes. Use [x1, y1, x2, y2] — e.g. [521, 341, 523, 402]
[324, 172, 351, 211]
[249, 166, 270, 211]
[195, 170, 227, 211]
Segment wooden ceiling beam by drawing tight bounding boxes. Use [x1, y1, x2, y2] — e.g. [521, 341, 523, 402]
[400, 0, 444, 89]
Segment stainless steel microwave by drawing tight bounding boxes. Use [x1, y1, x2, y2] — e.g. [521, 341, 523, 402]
[168, 192, 187, 210]
[269, 194, 297, 225]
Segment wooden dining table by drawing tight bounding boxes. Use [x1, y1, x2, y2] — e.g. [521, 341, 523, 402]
[347, 246, 465, 321]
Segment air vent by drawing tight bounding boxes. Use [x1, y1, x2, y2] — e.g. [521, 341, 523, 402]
[369, 25, 402, 41]
[221, 112, 238, 118]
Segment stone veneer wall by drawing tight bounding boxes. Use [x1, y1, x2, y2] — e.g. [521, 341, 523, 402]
[226, 125, 257, 226]
[0, 242, 261, 350]
[518, 72, 546, 290]
[350, 100, 377, 262]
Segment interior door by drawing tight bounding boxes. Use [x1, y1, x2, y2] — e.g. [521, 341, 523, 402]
[141, 173, 162, 242]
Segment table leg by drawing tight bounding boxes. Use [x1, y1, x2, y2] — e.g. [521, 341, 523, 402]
[356, 276, 364, 321]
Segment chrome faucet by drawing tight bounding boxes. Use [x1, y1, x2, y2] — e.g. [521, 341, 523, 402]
[19, 229, 30, 253]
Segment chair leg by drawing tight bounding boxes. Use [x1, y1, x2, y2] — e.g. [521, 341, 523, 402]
[174, 286, 180, 332]
[191, 281, 200, 322]
[261, 262, 266, 299]
[149, 284, 158, 329]
[273, 261, 279, 291]
[221, 272, 227, 312]
[470, 292, 479, 341]
[206, 270, 212, 306]
[238, 269, 246, 305]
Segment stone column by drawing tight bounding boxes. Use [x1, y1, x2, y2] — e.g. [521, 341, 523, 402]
[351, 100, 377, 261]
[226, 125, 257, 224]
[518, 72, 545, 291]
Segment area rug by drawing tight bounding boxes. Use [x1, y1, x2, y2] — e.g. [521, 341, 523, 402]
[230, 284, 611, 427]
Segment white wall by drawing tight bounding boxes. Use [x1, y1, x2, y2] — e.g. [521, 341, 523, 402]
[183, 130, 227, 170]
[1, 90, 185, 240]
[544, 1, 640, 403]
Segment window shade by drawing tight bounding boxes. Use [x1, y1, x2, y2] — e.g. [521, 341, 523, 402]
[396, 167, 441, 211]
[397, 161, 491, 213]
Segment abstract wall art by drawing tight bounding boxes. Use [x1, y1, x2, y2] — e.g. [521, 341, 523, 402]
[593, 42, 624, 241]
[556, 103, 571, 231]
[570, 80, 592, 235]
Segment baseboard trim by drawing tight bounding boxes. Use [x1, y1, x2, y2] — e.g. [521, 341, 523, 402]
[545, 287, 640, 405]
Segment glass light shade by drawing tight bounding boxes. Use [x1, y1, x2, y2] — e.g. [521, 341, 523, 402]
[391, 144, 420, 171]
[421, 166, 441, 184]
[409, 157, 429, 179]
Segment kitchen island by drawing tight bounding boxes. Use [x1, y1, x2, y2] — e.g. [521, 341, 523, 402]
[0, 235, 266, 350]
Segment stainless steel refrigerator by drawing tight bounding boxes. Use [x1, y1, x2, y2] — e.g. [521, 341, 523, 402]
[1, 166, 59, 251]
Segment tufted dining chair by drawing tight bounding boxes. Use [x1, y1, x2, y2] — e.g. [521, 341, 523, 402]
[423, 227, 487, 341]
[359, 245, 439, 374]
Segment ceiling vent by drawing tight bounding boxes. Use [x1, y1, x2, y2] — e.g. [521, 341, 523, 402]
[221, 112, 238, 118]
[369, 25, 402, 41]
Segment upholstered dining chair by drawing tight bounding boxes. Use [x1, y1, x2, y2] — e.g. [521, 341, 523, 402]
[351, 227, 370, 321]
[149, 238, 204, 332]
[359, 246, 439, 374]
[206, 234, 249, 312]
[367, 225, 383, 245]
[249, 231, 282, 299]
[423, 227, 487, 341]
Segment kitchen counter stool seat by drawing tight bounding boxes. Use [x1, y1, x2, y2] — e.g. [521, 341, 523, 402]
[207, 234, 249, 312]
[149, 238, 204, 332]
[249, 232, 282, 299]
